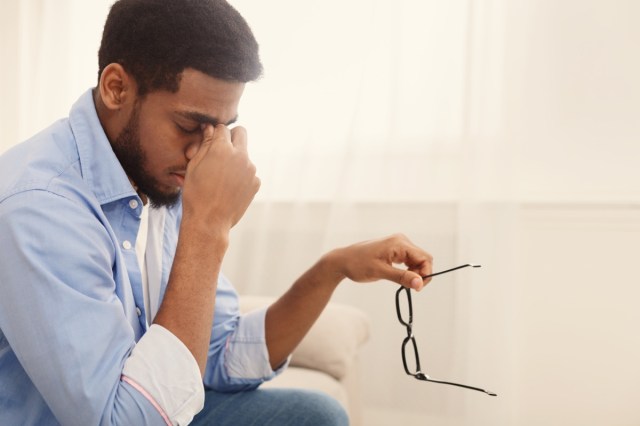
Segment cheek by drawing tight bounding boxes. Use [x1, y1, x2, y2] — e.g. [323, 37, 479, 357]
[139, 125, 185, 167]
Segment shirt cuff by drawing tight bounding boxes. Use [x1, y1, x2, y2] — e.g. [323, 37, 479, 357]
[122, 324, 204, 426]
[225, 307, 290, 380]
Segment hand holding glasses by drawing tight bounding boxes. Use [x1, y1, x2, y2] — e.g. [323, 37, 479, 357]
[396, 264, 497, 396]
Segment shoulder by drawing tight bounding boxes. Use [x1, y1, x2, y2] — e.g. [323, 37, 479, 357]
[0, 119, 85, 204]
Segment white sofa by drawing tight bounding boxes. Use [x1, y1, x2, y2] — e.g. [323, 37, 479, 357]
[239, 296, 371, 426]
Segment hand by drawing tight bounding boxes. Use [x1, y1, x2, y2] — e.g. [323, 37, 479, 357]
[263, 234, 431, 369]
[325, 233, 433, 291]
[181, 124, 260, 232]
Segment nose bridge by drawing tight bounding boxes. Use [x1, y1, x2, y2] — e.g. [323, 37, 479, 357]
[184, 135, 202, 161]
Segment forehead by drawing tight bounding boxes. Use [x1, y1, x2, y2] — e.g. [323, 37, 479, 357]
[143, 68, 246, 124]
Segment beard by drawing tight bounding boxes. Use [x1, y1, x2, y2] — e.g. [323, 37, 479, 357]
[110, 105, 181, 209]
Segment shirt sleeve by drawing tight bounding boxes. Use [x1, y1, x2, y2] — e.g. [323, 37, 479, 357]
[122, 324, 204, 425]
[0, 190, 202, 425]
[202, 275, 289, 391]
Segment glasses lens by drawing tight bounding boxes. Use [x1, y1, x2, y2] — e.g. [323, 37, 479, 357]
[396, 288, 412, 326]
[401, 337, 420, 375]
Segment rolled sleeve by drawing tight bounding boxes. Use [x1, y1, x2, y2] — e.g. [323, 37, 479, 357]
[225, 307, 290, 380]
[122, 324, 204, 426]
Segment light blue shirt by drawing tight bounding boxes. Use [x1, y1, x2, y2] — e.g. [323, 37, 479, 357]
[0, 90, 282, 425]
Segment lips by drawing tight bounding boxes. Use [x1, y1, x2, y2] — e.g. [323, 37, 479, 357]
[170, 172, 186, 187]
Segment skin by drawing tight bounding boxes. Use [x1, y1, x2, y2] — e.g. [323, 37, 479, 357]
[94, 64, 433, 374]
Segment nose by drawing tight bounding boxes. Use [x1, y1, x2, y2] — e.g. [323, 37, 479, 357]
[184, 139, 201, 161]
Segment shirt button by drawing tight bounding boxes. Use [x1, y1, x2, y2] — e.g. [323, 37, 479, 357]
[129, 199, 139, 209]
[136, 307, 142, 317]
[122, 240, 132, 250]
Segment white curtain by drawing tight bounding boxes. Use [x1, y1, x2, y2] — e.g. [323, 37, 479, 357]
[236, 0, 482, 203]
[2, 1, 639, 425]
[0, 0, 113, 147]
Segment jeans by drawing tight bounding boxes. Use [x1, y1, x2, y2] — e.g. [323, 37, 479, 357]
[190, 388, 349, 426]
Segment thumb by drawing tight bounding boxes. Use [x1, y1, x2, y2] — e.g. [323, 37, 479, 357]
[381, 266, 424, 291]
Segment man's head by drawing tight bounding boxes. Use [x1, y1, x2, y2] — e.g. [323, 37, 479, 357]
[98, 0, 262, 95]
[96, 0, 260, 208]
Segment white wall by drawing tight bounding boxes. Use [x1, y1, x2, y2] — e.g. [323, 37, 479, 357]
[505, 0, 640, 203]
[514, 205, 640, 425]
[224, 202, 640, 426]
[0, 1, 20, 148]
[223, 1, 640, 424]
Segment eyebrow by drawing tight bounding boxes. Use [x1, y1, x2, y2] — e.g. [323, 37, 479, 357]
[175, 110, 238, 127]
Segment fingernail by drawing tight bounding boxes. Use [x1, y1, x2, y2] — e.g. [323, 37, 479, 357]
[411, 277, 422, 290]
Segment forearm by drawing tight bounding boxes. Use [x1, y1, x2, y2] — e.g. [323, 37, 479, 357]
[265, 252, 344, 369]
[154, 123, 259, 375]
[153, 218, 229, 375]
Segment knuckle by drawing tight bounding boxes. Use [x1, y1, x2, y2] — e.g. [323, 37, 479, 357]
[248, 162, 257, 175]
[391, 232, 407, 242]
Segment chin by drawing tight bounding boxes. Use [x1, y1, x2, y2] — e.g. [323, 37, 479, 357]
[147, 187, 182, 209]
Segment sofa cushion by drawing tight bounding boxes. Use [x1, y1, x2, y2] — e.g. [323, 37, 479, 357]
[239, 295, 370, 381]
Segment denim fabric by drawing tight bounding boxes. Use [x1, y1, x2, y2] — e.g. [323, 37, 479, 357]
[191, 388, 350, 426]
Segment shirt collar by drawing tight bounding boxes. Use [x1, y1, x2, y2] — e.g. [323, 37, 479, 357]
[69, 89, 137, 205]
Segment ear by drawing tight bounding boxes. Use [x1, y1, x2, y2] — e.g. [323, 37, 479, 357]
[97, 63, 137, 111]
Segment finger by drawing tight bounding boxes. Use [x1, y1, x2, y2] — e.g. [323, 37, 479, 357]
[201, 122, 215, 140]
[416, 261, 433, 287]
[187, 124, 215, 168]
[388, 243, 433, 278]
[379, 265, 425, 292]
[230, 126, 248, 151]
[213, 123, 232, 146]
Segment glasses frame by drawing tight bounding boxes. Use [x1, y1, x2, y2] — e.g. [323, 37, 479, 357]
[396, 264, 497, 396]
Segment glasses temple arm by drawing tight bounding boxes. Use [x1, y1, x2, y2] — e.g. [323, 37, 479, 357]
[422, 264, 481, 279]
[415, 373, 497, 396]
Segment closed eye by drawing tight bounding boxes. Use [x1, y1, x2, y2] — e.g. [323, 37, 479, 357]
[176, 123, 200, 134]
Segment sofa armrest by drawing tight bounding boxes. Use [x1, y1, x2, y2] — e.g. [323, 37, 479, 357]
[239, 295, 370, 381]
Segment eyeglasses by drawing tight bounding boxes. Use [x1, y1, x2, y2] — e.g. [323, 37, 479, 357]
[396, 264, 497, 396]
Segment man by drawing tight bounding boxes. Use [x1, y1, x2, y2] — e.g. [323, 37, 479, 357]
[0, 0, 432, 424]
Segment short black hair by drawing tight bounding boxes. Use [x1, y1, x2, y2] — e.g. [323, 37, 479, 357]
[98, 0, 262, 95]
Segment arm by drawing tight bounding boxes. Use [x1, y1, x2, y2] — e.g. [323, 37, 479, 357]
[0, 191, 174, 425]
[202, 279, 284, 392]
[265, 234, 433, 369]
[0, 123, 257, 424]
[153, 124, 259, 375]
